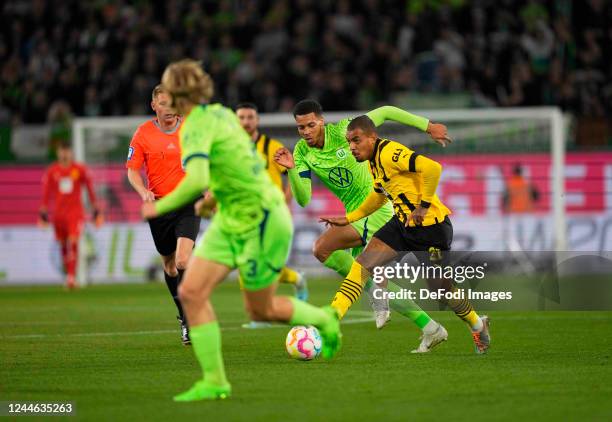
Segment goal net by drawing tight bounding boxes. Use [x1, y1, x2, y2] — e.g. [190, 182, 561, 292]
[73, 107, 566, 284]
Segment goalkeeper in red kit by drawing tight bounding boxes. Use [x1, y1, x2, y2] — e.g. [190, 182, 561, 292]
[39, 141, 102, 289]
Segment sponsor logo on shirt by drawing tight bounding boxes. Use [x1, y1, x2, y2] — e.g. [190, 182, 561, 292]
[392, 148, 402, 162]
[59, 176, 74, 194]
[328, 167, 353, 188]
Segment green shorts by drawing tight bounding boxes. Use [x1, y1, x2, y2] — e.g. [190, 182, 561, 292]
[349, 202, 394, 257]
[194, 203, 293, 291]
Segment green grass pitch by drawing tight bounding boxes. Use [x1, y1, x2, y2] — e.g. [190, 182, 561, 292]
[1, 280, 611, 421]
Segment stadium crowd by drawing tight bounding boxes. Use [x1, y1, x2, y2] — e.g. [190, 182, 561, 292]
[0, 0, 610, 124]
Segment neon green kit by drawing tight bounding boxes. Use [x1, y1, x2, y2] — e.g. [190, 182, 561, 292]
[155, 104, 292, 290]
[289, 106, 430, 247]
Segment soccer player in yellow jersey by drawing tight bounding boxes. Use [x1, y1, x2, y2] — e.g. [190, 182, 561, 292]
[321, 115, 491, 354]
[235, 103, 309, 308]
[236, 103, 293, 201]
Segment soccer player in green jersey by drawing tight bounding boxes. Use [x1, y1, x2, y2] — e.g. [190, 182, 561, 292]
[274, 99, 451, 353]
[141, 60, 341, 402]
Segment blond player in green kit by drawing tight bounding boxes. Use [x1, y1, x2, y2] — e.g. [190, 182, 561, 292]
[141, 60, 341, 402]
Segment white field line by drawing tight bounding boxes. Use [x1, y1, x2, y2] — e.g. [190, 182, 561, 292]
[0, 311, 374, 326]
[1, 317, 374, 340]
[3, 306, 378, 313]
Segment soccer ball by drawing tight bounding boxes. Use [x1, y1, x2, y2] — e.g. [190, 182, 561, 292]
[285, 325, 322, 361]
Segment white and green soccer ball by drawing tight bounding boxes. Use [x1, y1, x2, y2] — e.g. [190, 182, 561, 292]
[285, 325, 322, 360]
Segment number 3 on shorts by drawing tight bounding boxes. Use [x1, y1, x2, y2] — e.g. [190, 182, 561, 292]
[245, 259, 257, 278]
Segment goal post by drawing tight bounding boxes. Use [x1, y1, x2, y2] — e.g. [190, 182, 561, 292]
[73, 107, 567, 285]
[73, 116, 153, 286]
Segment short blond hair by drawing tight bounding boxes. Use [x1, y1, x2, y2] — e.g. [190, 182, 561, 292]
[151, 84, 168, 100]
[161, 59, 214, 115]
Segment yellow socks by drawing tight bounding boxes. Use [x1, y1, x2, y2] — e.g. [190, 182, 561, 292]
[278, 267, 299, 285]
[331, 261, 370, 319]
[445, 286, 483, 331]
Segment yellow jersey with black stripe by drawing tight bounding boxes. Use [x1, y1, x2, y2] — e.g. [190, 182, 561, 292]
[254, 133, 287, 191]
[368, 138, 451, 227]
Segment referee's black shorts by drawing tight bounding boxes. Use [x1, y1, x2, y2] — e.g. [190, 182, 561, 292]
[373, 215, 453, 264]
[148, 200, 201, 256]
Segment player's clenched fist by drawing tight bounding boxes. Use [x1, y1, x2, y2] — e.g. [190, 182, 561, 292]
[195, 191, 216, 219]
[426, 122, 452, 147]
[274, 147, 295, 169]
[406, 205, 428, 226]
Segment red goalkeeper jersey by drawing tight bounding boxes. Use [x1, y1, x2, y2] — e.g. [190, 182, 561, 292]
[41, 162, 97, 221]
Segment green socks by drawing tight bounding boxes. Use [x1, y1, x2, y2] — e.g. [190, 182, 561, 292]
[322, 249, 434, 331]
[189, 321, 228, 386]
[323, 250, 434, 330]
[386, 282, 433, 330]
[289, 296, 330, 327]
[323, 250, 354, 277]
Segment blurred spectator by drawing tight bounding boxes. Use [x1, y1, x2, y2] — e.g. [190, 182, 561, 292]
[502, 164, 540, 214]
[0, 0, 610, 122]
[434, 27, 465, 92]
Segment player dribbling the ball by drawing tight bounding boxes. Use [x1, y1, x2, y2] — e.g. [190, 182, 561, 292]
[141, 59, 342, 402]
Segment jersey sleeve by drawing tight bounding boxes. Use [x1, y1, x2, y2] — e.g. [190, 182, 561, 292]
[382, 143, 442, 206]
[287, 141, 312, 207]
[366, 106, 429, 131]
[412, 154, 442, 206]
[292, 141, 311, 177]
[155, 113, 215, 215]
[155, 157, 209, 216]
[126, 129, 145, 170]
[346, 190, 388, 223]
[381, 143, 413, 173]
[329, 118, 351, 139]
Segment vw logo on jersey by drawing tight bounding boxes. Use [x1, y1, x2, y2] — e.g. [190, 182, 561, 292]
[328, 167, 353, 188]
[336, 148, 347, 159]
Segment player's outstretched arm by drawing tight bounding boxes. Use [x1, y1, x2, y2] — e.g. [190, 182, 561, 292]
[320, 190, 386, 226]
[319, 215, 349, 226]
[366, 106, 452, 147]
[141, 158, 209, 220]
[346, 190, 388, 223]
[274, 147, 312, 207]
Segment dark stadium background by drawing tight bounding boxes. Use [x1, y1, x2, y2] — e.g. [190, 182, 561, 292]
[0, 0, 610, 124]
[1, 1, 611, 420]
